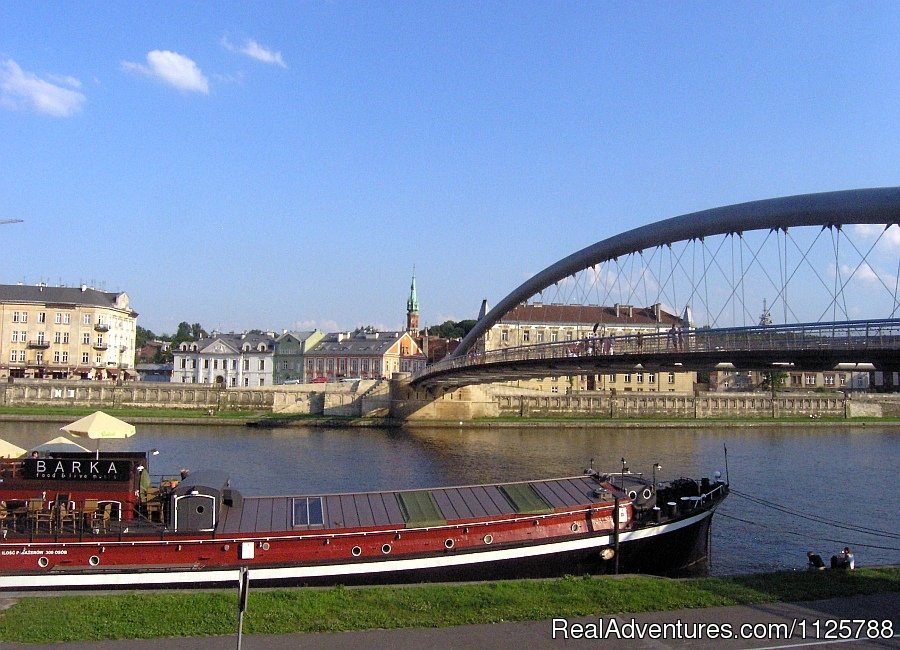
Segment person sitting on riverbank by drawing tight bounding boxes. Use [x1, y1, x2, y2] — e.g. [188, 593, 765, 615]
[807, 551, 825, 570]
[831, 547, 854, 570]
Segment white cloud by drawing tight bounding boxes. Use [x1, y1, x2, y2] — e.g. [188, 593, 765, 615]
[290, 319, 340, 333]
[222, 36, 287, 68]
[0, 58, 85, 117]
[122, 50, 209, 94]
[840, 262, 879, 283]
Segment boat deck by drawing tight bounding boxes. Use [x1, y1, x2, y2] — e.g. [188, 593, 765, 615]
[218, 476, 612, 534]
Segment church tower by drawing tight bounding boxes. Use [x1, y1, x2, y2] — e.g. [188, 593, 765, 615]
[406, 270, 420, 333]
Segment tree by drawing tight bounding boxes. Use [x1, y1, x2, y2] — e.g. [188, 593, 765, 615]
[135, 325, 154, 349]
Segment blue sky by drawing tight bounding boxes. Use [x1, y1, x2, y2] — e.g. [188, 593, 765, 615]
[2, 2, 898, 335]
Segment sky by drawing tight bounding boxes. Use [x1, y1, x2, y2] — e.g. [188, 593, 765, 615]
[1, 2, 899, 335]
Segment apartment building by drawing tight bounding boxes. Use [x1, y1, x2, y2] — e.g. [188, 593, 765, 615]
[305, 328, 426, 381]
[0, 283, 137, 380]
[482, 302, 696, 393]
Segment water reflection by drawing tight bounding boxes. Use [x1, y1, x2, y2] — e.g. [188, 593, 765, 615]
[0, 421, 896, 576]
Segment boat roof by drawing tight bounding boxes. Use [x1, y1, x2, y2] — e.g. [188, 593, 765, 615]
[217, 475, 613, 534]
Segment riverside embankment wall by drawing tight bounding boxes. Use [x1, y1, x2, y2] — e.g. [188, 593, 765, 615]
[1, 379, 898, 421]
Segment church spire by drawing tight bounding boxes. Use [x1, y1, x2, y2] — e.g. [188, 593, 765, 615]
[406, 268, 420, 333]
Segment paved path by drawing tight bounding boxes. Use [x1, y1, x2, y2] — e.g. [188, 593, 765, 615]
[1, 592, 897, 650]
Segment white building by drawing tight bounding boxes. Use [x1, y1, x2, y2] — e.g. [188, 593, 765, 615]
[171, 332, 276, 387]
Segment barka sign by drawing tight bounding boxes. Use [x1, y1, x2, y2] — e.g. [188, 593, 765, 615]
[23, 459, 131, 482]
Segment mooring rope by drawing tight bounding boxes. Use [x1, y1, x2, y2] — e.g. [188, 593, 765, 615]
[729, 488, 900, 540]
[717, 512, 900, 552]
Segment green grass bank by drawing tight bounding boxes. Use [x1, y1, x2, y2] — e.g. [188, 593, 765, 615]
[0, 567, 896, 643]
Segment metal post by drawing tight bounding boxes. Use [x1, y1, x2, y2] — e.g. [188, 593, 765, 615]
[613, 495, 620, 575]
[237, 567, 249, 650]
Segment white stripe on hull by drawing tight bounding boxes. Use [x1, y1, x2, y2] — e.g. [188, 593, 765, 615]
[0, 508, 714, 590]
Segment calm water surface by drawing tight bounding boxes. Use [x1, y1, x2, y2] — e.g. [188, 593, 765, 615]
[1, 421, 897, 576]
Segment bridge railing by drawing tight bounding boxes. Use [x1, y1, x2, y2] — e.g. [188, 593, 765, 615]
[412, 318, 900, 382]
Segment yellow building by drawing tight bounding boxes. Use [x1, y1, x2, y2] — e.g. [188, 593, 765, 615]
[483, 303, 696, 393]
[0, 283, 137, 380]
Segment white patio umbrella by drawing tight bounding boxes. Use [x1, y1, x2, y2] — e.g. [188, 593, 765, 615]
[32, 436, 90, 454]
[60, 411, 136, 458]
[0, 438, 26, 458]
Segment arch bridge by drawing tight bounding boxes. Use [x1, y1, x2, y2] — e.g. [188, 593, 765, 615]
[412, 188, 900, 389]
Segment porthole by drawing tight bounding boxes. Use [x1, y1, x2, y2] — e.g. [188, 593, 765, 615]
[571, 523, 580, 532]
[196, 505, 205, 514]
[628, 490, 637, 500]
[642, 488, 653, 500]
[38, 556, 49, 568]
[444, 538, 455, 550]
[381, 544, 392, 555]
[261, 542, 270, 551]
[483, 534, 493, 545]
[88, 555, 100, 566]
[351, 545, 362, 557]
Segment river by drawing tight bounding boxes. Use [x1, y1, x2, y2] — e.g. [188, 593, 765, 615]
[0, 421, 896, 576]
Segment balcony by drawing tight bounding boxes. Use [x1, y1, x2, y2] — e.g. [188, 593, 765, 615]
[94, 324, 110, 332]
[27, 340, 50, 349]
[92, 343, 108, 350]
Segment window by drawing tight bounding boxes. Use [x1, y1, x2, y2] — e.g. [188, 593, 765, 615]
[839, 374, 847, 386]
[805, 374, 816, 386]
[537, 331, 545, 343]
[565, 331, 573, 341]
[82, 353, 89, 364]
[824, 374, 835, 387]
[501, 330, 509, 342]
[522, 330, 530, 343]
[54, 331, 61, 344]
[243, 359, 250, 371]
[9, 351, 15, 362]
[259, 378, 265, 386]
[259, 359, 265, 371]
[191, 359, 197, 369]
[95, 354, 101, 364]
[61, 352, 68, 363]
[83, 332, 90, 345]
[362, 359, 370, 373]
[37, 331, 45, 344]
[648, 373, 656, 385]
[608, 373, 616, 382]
[180, 358, 186, 369]
[38, 312, 46, 323]
[36, 352, 43, 364]
[83, 313, 91, 325]
[623, 373, 631, 383]
[292, 497, 324, 526]
[637, 372, 644, 384]
[281, 361, 288, 370]
[56, 313, 64, 324]
[10, 331, 17, 343]
[54, 351, 61, 363]
[62, 313, 70, 324]
[243, 377, 249, 387]
[668, 372, 676, 384]
[204, 359, 209, 369]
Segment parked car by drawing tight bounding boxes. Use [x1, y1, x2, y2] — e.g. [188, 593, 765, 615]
[311, 376, 328, 384]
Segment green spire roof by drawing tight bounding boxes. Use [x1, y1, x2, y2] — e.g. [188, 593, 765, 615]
[407, 271, 419, 312]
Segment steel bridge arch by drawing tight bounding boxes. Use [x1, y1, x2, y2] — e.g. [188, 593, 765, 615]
[451, 187, 900, 358]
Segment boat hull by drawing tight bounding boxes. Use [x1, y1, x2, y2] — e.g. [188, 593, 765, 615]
[0, 505, 718, 590]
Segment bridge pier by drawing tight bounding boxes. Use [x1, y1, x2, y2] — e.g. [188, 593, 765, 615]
[388, 377, 499, 420]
